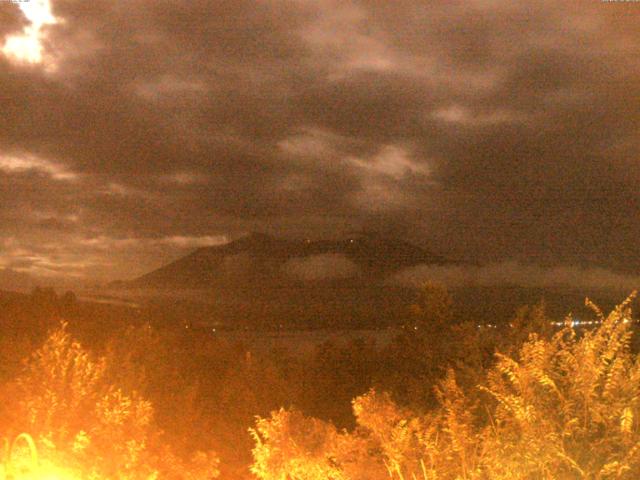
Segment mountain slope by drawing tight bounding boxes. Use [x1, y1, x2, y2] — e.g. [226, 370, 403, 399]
[125, 232, 450, 289]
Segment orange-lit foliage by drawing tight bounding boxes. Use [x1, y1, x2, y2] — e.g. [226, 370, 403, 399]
[251, 294, 640, 479]
[0, 323, 219, 479]
[480, 295, 640, 478]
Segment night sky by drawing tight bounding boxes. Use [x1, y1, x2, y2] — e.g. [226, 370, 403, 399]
[1, 0, 639, 283]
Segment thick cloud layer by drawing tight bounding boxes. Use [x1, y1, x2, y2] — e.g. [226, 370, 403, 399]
[1, 0, 640, 281]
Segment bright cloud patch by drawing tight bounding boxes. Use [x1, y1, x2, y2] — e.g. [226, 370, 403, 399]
[278, 127, 344, 160]
[432, 105, 526, 126]
[348, 145, 430, 212]
[78, 235, 229, 250]
[347, 145, 428, 180]
[2, 0, 57, 65]
[0, 154, 77, 181]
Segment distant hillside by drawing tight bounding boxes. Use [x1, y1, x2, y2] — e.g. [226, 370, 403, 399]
[105, 234, 631, 331]
[122, 232, 451, 290]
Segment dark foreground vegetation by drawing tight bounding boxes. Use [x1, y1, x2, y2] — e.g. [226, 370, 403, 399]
[0, 286, 639, 478]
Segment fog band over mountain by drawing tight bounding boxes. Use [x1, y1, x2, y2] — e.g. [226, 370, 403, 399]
[282, 254, 360, 281]
[391, 261, 640, 291]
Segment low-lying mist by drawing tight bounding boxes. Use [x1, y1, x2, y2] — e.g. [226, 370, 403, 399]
[390, 261, 640, 292]
[282, 254, 360, 281]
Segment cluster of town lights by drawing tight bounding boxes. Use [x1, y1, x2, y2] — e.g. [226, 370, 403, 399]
[551, 317, 634, 328]
[473, 317, 637, 330]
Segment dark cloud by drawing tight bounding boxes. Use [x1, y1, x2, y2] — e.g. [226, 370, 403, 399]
[1, 0, 640, 281]
[0, 2, 28, 39]
[0, 2, 26, 38]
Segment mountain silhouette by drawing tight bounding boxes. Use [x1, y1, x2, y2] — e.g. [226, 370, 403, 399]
[125, 232, 450, 289]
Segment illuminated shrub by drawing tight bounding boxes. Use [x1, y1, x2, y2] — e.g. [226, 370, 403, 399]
[0, 322, 219, 479]
[251, 409, 346, 480]
[251, 295, 640, 480]
[481, 295, 640, 479]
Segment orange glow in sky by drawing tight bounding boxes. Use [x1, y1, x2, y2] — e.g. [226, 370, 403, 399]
[2, 0, 57, 65]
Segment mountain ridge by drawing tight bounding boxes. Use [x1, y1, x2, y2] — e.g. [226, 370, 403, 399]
[121, 232, 452, 289]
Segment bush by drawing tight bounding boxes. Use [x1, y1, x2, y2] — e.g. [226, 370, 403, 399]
[0, 322, 219, 479]
[251, 294, 640, 479]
